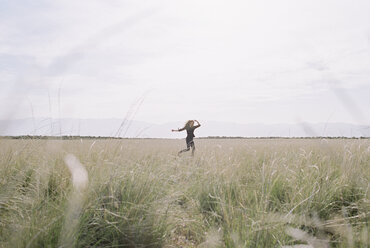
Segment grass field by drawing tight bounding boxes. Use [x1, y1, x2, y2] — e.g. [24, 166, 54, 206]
[0, 138, 368, 247]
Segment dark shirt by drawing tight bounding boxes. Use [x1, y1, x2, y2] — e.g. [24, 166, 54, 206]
[186, 127, 196, 138]
[179, 124, 200, 139]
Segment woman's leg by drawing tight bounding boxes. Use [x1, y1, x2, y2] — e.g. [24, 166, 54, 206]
[178, 138, 192, 155]
[178, 147, 190, 155]
[190, 140, 195, 156]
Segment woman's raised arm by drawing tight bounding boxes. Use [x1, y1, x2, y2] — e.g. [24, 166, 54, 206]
[194, 120, 201, 128]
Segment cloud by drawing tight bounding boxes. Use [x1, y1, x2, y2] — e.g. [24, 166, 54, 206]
[306, 61, 329, 71]
[332, 86, 369, 124]
[1, 0, 370, 124]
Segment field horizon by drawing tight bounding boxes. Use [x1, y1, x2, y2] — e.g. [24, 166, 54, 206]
[1, 118, 369, 138]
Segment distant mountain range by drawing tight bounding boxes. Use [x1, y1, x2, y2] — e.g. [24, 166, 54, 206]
[0, 118, 369, 138]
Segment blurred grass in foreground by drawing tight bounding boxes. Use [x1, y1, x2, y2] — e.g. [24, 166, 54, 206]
[0, 138, 368, 247]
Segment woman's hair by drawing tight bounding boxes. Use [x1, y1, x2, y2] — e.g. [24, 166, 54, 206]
[185, 120, 194, 128]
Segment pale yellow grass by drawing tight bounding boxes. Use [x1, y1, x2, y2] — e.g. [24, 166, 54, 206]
[0, 138, 368, 247]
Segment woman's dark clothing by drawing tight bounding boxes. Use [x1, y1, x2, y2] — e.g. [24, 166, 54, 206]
[185, 126, 197, 147]
[186, 136, 195, 148]
[186, 126, 196, 138]
[178, 124, 200, 154]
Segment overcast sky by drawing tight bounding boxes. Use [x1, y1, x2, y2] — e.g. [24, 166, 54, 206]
[1, 0, 369, 125]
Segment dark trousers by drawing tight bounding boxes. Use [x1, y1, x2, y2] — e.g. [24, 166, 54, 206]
[178, 137, 195, 156]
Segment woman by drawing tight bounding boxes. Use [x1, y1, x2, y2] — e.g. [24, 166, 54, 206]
[172, 120, 201, 156]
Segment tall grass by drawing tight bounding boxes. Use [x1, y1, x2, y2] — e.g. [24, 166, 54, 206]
[0, 138, 368, 247]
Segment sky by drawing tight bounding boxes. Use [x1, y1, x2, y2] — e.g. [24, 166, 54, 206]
[1, 0, 369, 125]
